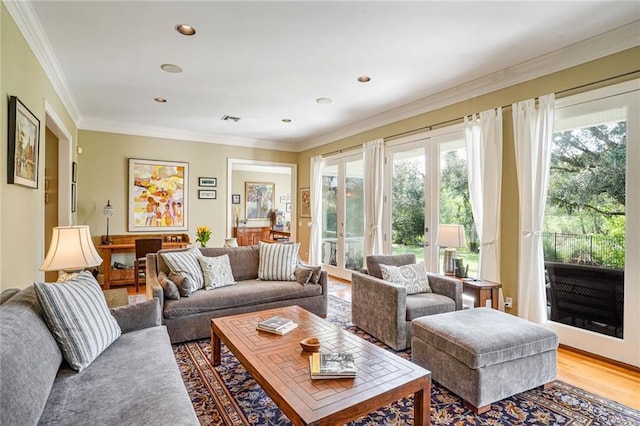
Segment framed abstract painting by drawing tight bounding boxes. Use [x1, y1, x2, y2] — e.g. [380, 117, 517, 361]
[128, 158, 188, 231]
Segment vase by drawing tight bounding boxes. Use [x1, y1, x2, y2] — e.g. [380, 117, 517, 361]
[224, 238, 238, 248]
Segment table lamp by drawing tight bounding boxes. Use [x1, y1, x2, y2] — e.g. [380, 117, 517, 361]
[102, 200, 115, 244]
[436, 224, 466, 276]
[41, 225, 103, 282]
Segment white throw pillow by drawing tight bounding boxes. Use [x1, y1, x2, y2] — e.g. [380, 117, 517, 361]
[379, 263, 432, 295]
[198, 254, 236, 289]
[258, 242, 300, 281]
[160, 248, 204, 294]
[34, 271, 122, 372]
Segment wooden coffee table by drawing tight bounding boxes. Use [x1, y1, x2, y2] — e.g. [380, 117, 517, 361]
[211, 305, 431, 426]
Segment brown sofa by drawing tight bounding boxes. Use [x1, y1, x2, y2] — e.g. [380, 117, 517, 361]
[146, 245, 328, 343]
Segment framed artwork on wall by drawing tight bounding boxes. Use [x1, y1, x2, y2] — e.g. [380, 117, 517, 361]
[300, 187, 311, 218]
[7, 96, 40, 189]
[128, 158, 188, 231]
[198, 190, 217, 199]
[245, 182, 274, 220]
[231, 194, 241, 204]
[199, 177, 217, 187]
[71, 183, 77, 212]
[72, 161, 78, 183]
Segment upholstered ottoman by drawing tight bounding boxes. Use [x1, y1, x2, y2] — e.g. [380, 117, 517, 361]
[411, 308, 559, 413]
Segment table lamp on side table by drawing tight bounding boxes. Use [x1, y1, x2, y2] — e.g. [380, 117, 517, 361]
[436, 224, 466, 276]
[40, 226, 103, 282]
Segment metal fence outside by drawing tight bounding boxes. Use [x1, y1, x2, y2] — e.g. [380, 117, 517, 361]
[542, 232, 625, 269]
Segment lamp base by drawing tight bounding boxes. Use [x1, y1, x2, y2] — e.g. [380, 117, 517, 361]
[102, 236, 113, 245]
[443, 248, 457, 276]
[57, 269, 84, 282]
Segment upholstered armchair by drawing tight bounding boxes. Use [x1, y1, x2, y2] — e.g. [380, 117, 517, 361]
[351, 254, 462, 351]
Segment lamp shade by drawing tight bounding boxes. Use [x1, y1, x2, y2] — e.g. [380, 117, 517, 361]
[40, 226, 103, 272]
[436, 224, 466, 248]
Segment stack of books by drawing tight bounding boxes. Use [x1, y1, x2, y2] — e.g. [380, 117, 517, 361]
[309, 352, 357, 379]
[256, 316, 298, 335]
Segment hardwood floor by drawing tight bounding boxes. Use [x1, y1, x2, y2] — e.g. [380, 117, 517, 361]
[126, 279, 640, 410]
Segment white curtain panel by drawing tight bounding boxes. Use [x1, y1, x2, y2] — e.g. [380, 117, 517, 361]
[513, 94, 555, 323]
[363, 139, 385, 256]
[464, 108, 503, 285]
[308, 155, 323, 265]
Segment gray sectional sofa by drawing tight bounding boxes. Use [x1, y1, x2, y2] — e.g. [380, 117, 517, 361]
[146, 245, 328, 343]
[0, 286, 198, 425]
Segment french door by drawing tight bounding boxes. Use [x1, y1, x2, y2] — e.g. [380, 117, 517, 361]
[384, 126, 475, 276]
[546, 80, 639, 367]
[320, 154, 364, 280]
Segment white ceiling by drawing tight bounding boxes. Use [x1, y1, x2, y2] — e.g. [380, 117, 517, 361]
[10, 1, 640, 152]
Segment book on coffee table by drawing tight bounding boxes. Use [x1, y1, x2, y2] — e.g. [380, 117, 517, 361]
[309, 352, 357, 379]
[257, 322, 298, 335]
[256, 316, 297, 335]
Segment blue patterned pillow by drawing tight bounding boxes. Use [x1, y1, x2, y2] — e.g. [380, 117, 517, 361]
[198, 254, 236, 289]
[34, 271, 122, 372]
[160, 248, 204, 294]
[258, 242, 300, 281]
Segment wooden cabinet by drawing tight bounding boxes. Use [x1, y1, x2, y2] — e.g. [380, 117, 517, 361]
[98, 233, 190, 289]
[233, 226, 271, 246]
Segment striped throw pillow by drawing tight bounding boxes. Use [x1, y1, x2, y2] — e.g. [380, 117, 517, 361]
[34, 271, 122, 372]
[258, 242, 300, 281]
[160, 248, 204, 294]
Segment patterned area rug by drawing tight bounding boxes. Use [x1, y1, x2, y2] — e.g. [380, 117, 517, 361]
[173, 296, 640, 425]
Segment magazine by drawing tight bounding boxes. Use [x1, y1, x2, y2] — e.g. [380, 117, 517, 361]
[309, 352, 357, 379]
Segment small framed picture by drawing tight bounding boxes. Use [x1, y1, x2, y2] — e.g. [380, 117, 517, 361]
[279, 195, 287, 203]
[199, 177, 217, 187]
[8, 96, 40, 189]
[286, 203, 291, 212]
[72, 161, 78, 183]
[199, 189, 217, 199]
[231, 194, 241, 204]
[71, 183, 77, 212]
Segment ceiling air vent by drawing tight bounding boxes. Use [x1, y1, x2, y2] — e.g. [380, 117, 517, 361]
[221, 115, 241, 122]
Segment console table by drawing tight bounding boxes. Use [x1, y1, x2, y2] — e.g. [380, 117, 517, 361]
[98, 233, 189, 289]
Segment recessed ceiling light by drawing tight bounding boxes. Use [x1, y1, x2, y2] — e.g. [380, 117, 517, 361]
[282, 119, 292, 123]
[154, 97, 167, 103]
[358, 76, 371, 83]
[176, 24, 196, 36]
[160, 63, 183, 74]
[316, 97, 332, 104]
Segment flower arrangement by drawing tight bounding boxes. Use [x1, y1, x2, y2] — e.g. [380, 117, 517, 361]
[195, 225, 211, 247]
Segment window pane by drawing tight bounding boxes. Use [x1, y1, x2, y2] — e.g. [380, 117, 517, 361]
[545, 108, 626, 338]
[438, 140, 478, 278]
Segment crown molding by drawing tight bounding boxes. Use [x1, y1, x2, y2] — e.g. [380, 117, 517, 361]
[298, 21, 640, 152]
[5, 0, 82, 126]
[79, 117, 299, 152]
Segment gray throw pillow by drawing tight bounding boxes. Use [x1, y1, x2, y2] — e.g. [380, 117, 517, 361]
[294, 266, 313, 285]
[169, 271, 191, 297]
[158, 271, 180, 300]
[109, 298, 161, 333]
[34, 271, 122, 372]
[309, 266, 322, 284]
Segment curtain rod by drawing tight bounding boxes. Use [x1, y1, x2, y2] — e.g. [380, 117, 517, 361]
[316, 69, 639, 158]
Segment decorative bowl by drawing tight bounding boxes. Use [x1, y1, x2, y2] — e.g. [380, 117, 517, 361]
[300, 337, 321, 352]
